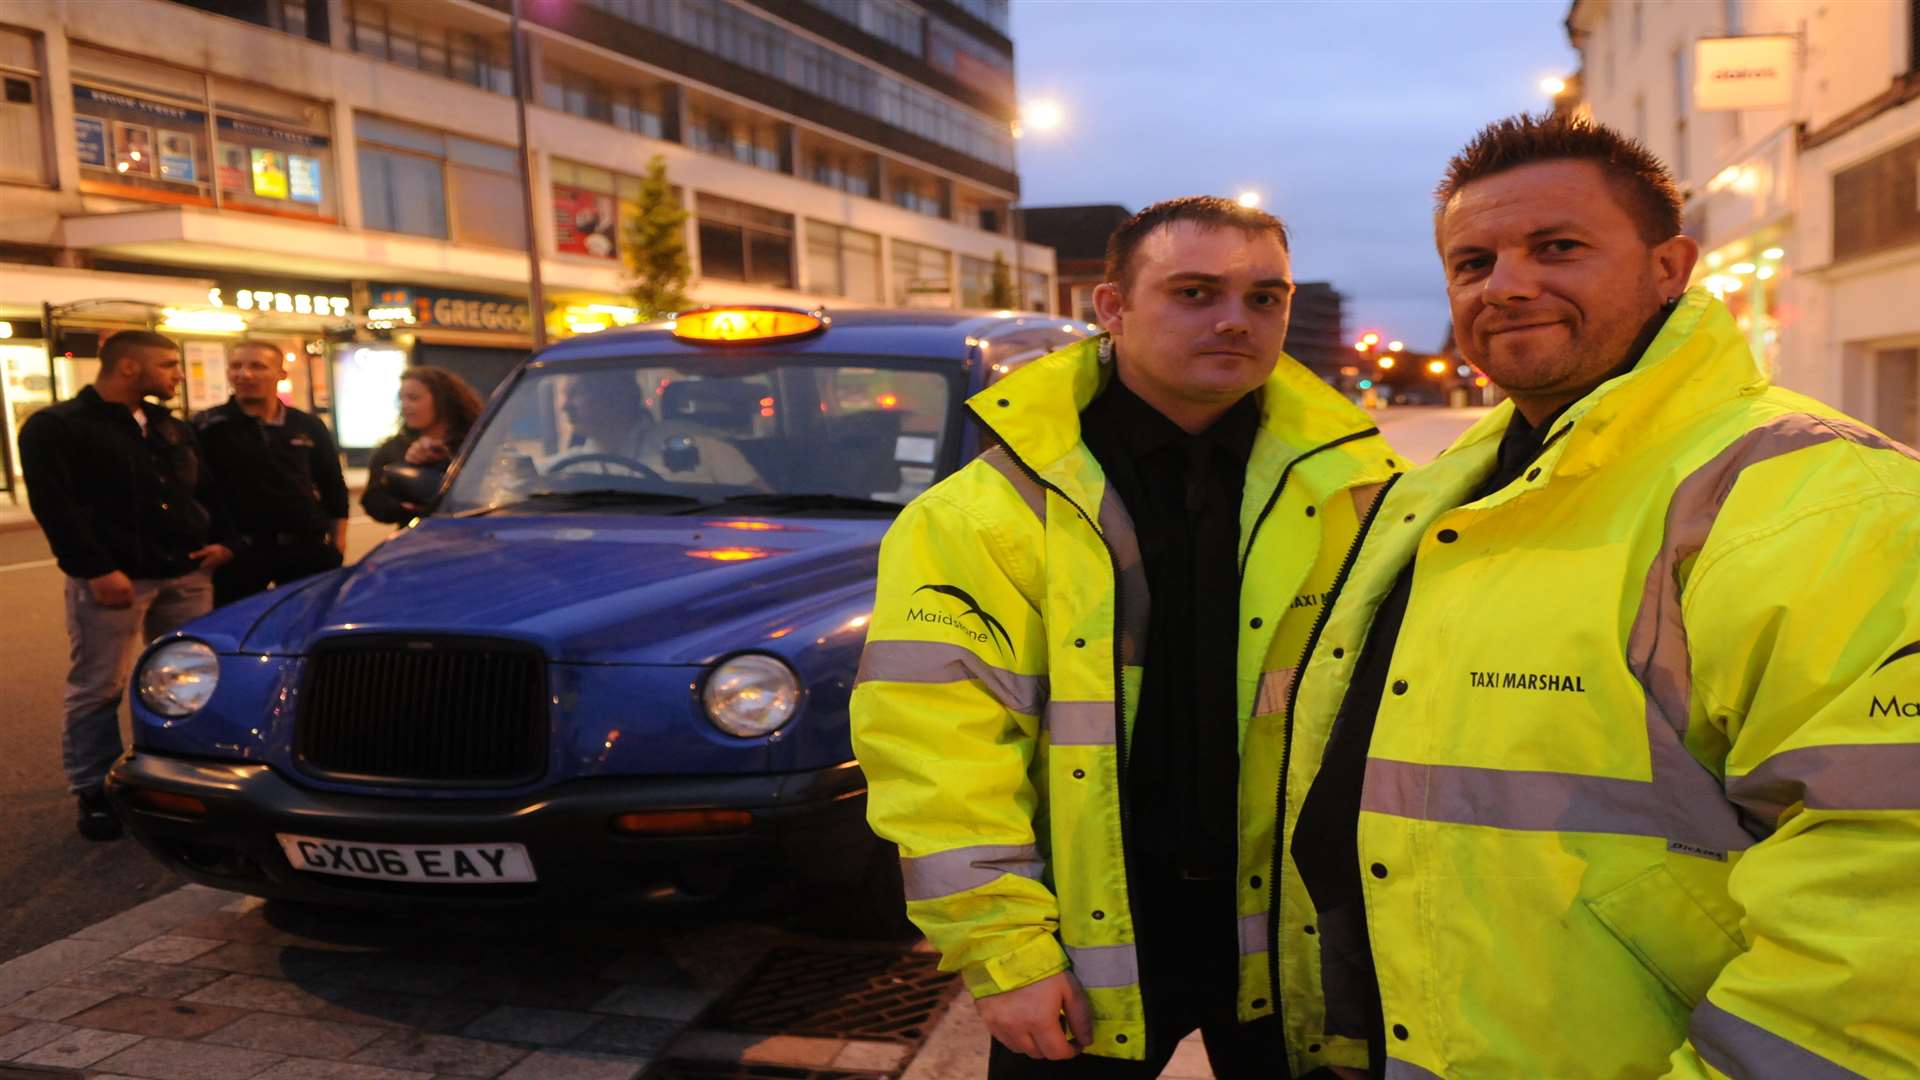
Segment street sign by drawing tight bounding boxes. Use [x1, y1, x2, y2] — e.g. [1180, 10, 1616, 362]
[1694, 35, 1796, 112]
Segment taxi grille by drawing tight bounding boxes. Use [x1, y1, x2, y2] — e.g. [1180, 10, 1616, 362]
[296, 637, 549, 786]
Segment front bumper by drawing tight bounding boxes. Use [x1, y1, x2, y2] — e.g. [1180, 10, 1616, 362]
[105, 753, 875, 908]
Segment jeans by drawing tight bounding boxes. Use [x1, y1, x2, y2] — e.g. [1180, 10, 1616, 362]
[61, 571, 213, 793]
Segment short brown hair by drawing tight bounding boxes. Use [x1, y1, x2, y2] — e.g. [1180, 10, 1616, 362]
[1103, 196, 1291, 290]
[228, 339, 286, 366]
[1435, 112, 1683, 244]
[399, 365, 487, 446]
[99, 329, 178, 371]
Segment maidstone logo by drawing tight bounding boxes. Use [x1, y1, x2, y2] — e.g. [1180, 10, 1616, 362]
[909, 584, 1013, 655]
[1869, 640, 1920, 718]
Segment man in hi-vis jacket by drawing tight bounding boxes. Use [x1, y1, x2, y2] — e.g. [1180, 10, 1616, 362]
[1274, 113, 1920, 1079]
[853, 196, 1399, 1078]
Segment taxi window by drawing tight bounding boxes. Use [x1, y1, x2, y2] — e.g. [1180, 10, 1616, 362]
[443, 356, 955, 513]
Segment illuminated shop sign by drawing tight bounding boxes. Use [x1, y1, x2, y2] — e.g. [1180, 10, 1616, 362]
[369, 285, 532, 335]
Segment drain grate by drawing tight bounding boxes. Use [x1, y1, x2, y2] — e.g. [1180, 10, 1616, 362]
[644, 1064, 875, 1080]
[705, 946, 959, 1044]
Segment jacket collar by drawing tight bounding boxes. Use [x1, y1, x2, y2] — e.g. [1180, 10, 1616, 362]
[80, 384, 168, 428]
[968, 334, 1392, 514]
[1438, 287, 1765, 498]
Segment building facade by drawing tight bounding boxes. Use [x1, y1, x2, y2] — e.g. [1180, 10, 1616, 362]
[1566, 0, 1920, 444]
[0, 0, 1054, 478]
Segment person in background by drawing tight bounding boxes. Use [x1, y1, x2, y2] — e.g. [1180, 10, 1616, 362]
[193, 340, 350, 605]
[18, 329, 234, 841]
[362, 365, 485, 524]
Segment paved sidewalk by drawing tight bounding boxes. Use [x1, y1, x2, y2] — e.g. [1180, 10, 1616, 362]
[0, 884, 928, 1080]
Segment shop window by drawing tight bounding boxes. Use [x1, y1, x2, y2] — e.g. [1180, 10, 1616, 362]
[357, 115, 522, 249]
[0, 28, 47, 186]
[697, 193, 792, 288]
[805, 220, 881, 301]
[348, 0, 510, 93]
[71, 82, 214, 204]
[958, 254, 995, 308]
[211, 79, 337, 219]
[1876, 349, 1920, 448]
[1022, 269, 1049, 313]
[892, 239, 951, 307]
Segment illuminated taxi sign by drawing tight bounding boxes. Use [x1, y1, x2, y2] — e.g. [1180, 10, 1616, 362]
[671, 306, 827, 346]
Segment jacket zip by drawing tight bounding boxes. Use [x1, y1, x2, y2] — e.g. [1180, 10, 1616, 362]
[1238, 427, 1384, 577]
[1265, 471, 1403, 1024]
[970, 406, 1153, 1051]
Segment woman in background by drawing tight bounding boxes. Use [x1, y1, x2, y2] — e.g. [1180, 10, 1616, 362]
[362, 366, 485, 524]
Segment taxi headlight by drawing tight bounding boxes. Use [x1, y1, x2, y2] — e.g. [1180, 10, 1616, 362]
[702, 654, 801, 737]
[137, 640, 220, 717]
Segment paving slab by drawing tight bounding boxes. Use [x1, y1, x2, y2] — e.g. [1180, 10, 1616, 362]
[204, 1012, 390, 1057]
[830, 1039, 915, 1073]
[666, 1030, 846, 1068]
[91, 1035, 285, 1080]
[12, 1025, 143, 1069]
[252, 1058, 433, 1080]
[309, 991, 490, 1034]
[496, 1048, 647, 1080]
[348, 1032, 530, 1078]
[119, 936, 227, 965]
[587, 986, 713, 1023]
[460, 1006, 599, 1047]
[66, 886, 237, 948]
[66, 994, 248, 1038]
[567, 1016, 678, 1059]
[0, 1021, 71, 1060]
[185, 973, 341, 1017]
[0, 985, 116, 1021]
[59, 960, 222, 999]
[0, 939, 128, 1005]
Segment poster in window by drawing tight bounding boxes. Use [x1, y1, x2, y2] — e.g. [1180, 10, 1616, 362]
[217, 144, 248, 193]
[250, 148, 288, 199]
[288, 153, 323, 205]
[74, 115, 108, 168]
[112, 122, 153, 177]
[552, 184, 618, 258]
[158, 131, 197, 182]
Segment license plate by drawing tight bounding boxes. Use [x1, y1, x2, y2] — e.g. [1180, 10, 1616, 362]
[275, 834, 536, 884]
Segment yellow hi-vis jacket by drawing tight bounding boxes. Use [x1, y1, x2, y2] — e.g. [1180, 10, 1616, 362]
[1274, 288, 1920, 1079]
[851, 335, 1399, 1058]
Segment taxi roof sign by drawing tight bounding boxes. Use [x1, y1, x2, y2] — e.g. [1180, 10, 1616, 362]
[671, 306, 828, 346]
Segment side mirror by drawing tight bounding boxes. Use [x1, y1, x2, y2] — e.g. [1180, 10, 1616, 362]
[381, 463, 443, 507]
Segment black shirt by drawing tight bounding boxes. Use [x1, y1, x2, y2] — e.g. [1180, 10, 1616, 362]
[1079, 376, 1260, 885]
[194, 398, 349, 540]
[19, 386, 232, 580]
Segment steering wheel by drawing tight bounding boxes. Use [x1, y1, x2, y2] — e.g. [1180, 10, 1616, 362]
[544, 451, 665, 482]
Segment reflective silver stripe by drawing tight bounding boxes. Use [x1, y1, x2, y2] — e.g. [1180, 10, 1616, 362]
[980, 445, 1047, 523]
[1691, 999, 1865, 1080]
[1727, 743, 1920, 823]
[1253, 667, 1297, 717]
[1383, 1059, 1446, 1080]
[1097, 485, 1151, 667]
[1362, 758, 1672, 838]
[1064, 943, 1139, 988]
[1624, 414, 1905, 852]
[1045, 700, 1116, 746]
[856, 640, 1048, 716]
[1237, 911, 1267, 955]
[900, 843, 1045, 901]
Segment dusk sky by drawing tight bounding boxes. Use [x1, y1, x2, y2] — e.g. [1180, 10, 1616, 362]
[1010, 0, 1579, 351]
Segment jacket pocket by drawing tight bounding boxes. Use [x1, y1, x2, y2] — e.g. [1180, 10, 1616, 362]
[1584, 863, 1744, 1008]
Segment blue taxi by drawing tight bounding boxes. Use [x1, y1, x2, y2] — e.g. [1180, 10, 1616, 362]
[107, 307, 1088, 912]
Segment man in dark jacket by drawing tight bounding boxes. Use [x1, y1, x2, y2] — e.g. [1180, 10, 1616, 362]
[194, 340, 349, 605]
[19, 329, 233, 840]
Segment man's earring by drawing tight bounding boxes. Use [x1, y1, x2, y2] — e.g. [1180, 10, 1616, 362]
[1097, 337, 1114, 364]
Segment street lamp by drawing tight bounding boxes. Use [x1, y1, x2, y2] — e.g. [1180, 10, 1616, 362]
[1388, 339, 1404, 352]
[1540, 76, 1568, 96]
[1378, 356, 1396, 370]
[509, 0, 547, 351]
[1236, 190, 1261, 209]
[1011, 99, 1067, 313]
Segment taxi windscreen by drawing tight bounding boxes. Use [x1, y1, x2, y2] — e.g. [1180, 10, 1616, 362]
[441, 355, 957, 515]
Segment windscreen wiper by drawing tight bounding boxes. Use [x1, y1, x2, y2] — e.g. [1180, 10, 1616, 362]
[709, 492, 904, 514]
[473, 489, 705, 514]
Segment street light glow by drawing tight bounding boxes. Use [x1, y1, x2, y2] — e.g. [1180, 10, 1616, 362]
[1021, 100, 1064, 133]
[1236, 191, 1261, 209]
[1427, 359, 1449, 375]
[1540, 76, 1568, 96]
[1378, 356, 1396, 369]
[1362, 332, 1380, 345]
[1388, 340, 1404, 352]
